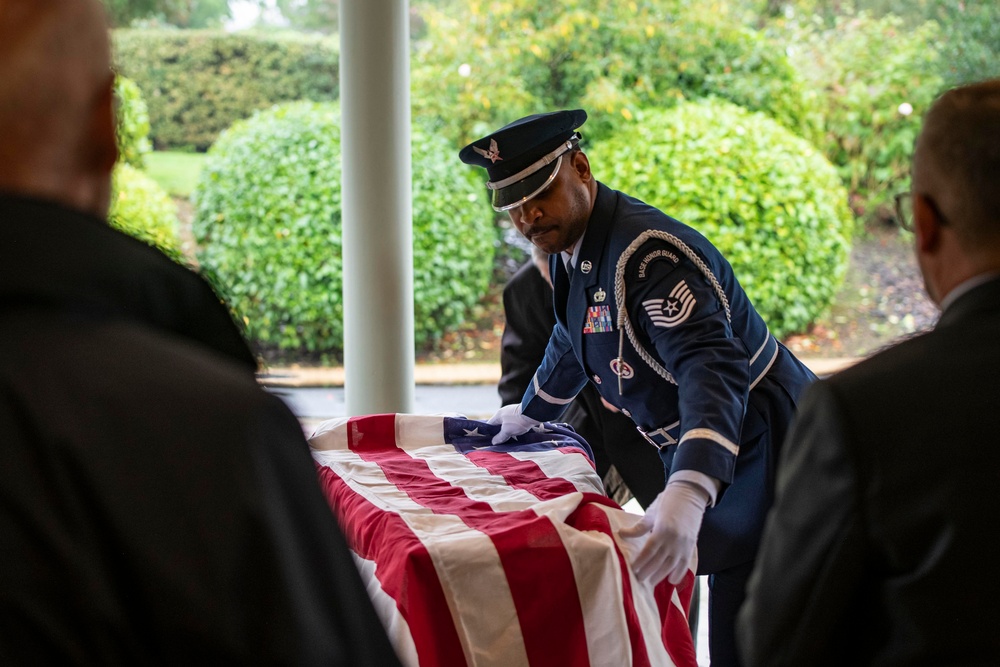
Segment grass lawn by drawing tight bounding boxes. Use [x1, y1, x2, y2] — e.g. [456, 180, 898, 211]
[145, 151, 207, 198]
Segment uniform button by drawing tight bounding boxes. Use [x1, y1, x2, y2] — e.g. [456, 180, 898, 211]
[592, 374, 602, 384]
[621, 408, 631, 418]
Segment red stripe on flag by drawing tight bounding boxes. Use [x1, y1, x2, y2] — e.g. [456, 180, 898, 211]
[315, 463, 468, 666]
[657, 571, 698, 667]
[466, 450, 582, 500]
[346, 413, 398, 453]
[345, 416, 592, 666]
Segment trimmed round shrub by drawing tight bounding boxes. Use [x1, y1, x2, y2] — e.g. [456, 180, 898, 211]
[192, 101, 495, 356]
[113, 74, 152, 169]
[109, 163, 183, 262]
[590, 100, 853, 339]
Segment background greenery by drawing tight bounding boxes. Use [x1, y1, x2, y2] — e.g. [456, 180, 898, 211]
[113, 75, 152, 169]
[191, 102, 495, 359]
[113, 29, 339, 150]
[109, 163, 183, 263]
[145, 151, 206, 198]
[103, 0, 232, 28]
[591, 99, 853, 339]
[102, 0, 999, 362]
[110, 76, 183, 262]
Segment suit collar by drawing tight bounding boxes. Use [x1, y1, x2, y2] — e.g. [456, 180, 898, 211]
[937, 273, 1000, 329]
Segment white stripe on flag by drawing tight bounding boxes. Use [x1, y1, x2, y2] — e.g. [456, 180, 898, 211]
[409, 445, 552, 510]
[602, 505, 681, 666]
[509, 449, 605, 495]
[551, 518, 638, 665]
[351, 553, 419, 666]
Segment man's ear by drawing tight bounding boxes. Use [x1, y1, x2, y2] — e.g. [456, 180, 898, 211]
[913, 193, 942, 255]
[570, 150, 592, 181]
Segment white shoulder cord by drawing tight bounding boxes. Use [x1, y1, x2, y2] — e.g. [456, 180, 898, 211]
[613, 230, 732, 395]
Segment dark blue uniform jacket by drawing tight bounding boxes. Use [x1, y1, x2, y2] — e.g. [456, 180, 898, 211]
[520, 183, 816, 573]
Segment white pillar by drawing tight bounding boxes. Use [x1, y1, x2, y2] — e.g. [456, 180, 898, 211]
[340, 0, 415, 415]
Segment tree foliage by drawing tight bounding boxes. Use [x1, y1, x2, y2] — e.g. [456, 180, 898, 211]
[750, 0, 1000, 86]
[411, 0, 820, 150]
[274, 0, 338, 33]
[762, 9, 945, 222]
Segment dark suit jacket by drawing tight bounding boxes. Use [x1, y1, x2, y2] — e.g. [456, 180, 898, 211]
[499, 259, 665, 509]
[738, 275, 1000, 667]
[0, 194, 399, 665]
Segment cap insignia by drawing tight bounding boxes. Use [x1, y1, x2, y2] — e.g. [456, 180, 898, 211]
[473, 138, 503, 163]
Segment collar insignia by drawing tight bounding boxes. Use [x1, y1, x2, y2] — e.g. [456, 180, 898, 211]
[580, 260, 593, 274]
[473, 138, 502, 163]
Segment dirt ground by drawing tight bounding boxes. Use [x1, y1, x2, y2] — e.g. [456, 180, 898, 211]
[783, 226, 939, 359]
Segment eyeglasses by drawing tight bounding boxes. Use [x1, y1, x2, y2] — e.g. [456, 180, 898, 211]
[894, 192, 914, 231]
[895, 191, 952, 232]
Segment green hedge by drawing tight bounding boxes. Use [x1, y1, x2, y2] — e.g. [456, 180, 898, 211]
[590, 100, 853, 338]
[109, 163, 183, 262]
[113, 75, 152, 168]
[192, 101, 495, 356]
[112, 29, 339, 151]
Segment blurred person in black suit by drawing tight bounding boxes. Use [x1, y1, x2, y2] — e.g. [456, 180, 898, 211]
[0, 1, 399, 664]
[738, 77, 1000, 667]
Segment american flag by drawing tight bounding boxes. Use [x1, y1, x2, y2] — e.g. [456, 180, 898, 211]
[310, 413, 697, 667]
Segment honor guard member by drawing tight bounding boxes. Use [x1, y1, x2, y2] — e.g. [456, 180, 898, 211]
[460, 109, 817, 667]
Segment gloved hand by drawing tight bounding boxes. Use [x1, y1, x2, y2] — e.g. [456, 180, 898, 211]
[487, 403, 541, 445]
[619, 480, 710, 584]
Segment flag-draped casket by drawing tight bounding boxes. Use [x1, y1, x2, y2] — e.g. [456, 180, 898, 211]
[309, 413, 697, 667]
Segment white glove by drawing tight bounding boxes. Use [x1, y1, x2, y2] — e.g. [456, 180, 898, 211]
[619, 480, 710, 584]
[487, 403, 541, 445]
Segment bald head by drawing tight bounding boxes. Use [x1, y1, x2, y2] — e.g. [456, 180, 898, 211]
[913, 78, 1000, 253]
[0, 0, 117, 216]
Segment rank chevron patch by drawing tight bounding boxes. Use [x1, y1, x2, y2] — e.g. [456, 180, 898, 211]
[642, 280, 697, 328]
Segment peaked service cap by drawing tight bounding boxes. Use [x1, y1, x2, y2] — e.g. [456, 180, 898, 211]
[459, 109, 587, 211]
